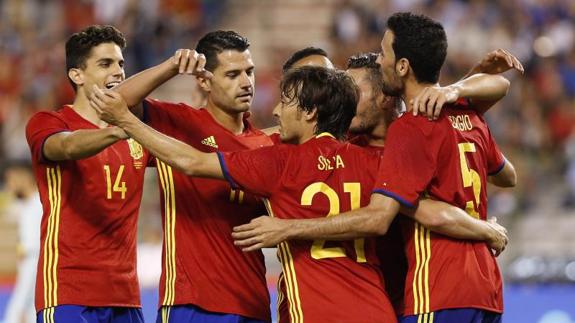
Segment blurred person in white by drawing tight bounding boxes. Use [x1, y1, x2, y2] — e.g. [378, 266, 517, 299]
[1, 160, 42, 323]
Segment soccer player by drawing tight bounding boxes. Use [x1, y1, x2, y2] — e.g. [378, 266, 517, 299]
[231, 12, 515, 323]
[89, 62, 509, 322]
[95, 31, 273, 322]
[25, 25, 149, 322]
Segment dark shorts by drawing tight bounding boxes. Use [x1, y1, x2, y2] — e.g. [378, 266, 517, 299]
[400, 308, 502, 323]
[156, 305, 268, 323]
[37, 305, 144, 323]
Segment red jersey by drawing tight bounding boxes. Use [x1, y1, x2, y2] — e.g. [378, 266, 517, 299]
[144, 99, 273, 321]
[349, 136, 408, 315]
[373, 101, 506, 316]
[219, 133, 397, 323]
[26, 106, 150, 311]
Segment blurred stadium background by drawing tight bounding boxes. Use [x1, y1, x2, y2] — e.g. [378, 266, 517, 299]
[0, 0, 574, 322]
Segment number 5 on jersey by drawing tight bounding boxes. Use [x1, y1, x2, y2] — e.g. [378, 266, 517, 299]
[104, 165, 127, 199]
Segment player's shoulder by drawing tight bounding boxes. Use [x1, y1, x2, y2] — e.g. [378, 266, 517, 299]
[144, 98, 198, 117]
[27, 107, 69, 127]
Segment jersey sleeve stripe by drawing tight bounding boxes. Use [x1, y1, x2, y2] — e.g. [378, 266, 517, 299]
[372, 189, 416, 208]
[488, 158, 506, 176]
[216, 152, 239, 189]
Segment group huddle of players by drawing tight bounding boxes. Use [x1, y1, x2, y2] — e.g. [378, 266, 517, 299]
[26, 11, 524, 323]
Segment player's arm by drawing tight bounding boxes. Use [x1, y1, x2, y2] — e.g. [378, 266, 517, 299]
[261, 125, 279, 135]
[90, 86, 223, 178]
[488, 156, 517, 187]
[463, 49, 524, 80]
[114, 49, 212, 108]
[412, 73, 510, 119]
[42, 127, 128, 161]
[232, 193, 400, 251]
[405, 199, 508, 255]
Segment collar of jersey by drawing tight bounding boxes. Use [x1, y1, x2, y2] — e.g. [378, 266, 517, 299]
[316, 132, 335, 139]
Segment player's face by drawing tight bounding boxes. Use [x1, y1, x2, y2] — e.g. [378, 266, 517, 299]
[207, 49, 255, 113]
[272, 96, 304, 144]
[78, 42, 125, 97]
[292, 55, 334, 69]
[377, 30, 404, 97]
[347, 68, 383, 134]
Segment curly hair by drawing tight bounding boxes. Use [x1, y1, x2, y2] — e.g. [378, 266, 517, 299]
[387, 12, 447, 83]
[65, 25, 126, 91]
[280, 66, 358, 140]
[195, 30, 250, 72]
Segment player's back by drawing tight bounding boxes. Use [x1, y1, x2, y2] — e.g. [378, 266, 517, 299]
[26, 106, 150, 310]
[221, 133, 396, 323]
[376, 101, 505, 316]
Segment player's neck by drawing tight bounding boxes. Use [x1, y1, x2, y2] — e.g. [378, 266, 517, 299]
[206, 103, 245, 135]
[367, 124, 387, 147]
[71, 92, 108, 128]
[403, 81, 438, 113]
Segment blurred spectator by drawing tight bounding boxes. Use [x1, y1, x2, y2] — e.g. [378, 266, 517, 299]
[1, 160, 41, 323]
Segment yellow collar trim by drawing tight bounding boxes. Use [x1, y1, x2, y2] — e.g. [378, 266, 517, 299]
[316, 132, 335, 139]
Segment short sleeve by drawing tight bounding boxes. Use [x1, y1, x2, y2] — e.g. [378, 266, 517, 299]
[372, 116, 438, 207]
[143, 98, 196, 133]
[486, 132, 505, 175]
[217, 145, 287, 197]
[26, 112, 69, 163]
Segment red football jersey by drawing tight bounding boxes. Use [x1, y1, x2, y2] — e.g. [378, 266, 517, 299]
[220, 133, 397, 323]
[349, 138, 408, 315]
[26, 106, 150, 311]
[373, 101, 506, 316]
[144, 99, 273, 321]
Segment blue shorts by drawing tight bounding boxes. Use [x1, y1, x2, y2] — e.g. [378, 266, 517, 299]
[400, 308, 502, 323]
[156, 305, 268, 323]
[37, 305, 144, 323]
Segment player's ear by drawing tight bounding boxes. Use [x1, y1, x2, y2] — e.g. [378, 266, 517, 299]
[396, 58, 409, 77]
[197, 75, 211, 92]
[68, 68, 84, 87]
[304, 108, 317, 121]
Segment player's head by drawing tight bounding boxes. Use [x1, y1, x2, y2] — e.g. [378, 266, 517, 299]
[66, 25, 126, 94]
[273, 66, 358, 144]
[377, 12, 447, 96]
[195, 30, 254, 113]
[346, 53, 401, 134]
[282, 47, 334, 73]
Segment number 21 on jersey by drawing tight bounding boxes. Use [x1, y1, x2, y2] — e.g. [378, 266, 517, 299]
[301, 182, 366, 263]
[104, 165, 127, 199]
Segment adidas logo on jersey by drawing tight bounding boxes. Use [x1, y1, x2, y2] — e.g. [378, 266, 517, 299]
[201, 136, 218, 148]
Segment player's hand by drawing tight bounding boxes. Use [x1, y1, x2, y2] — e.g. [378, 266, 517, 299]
[474, 49, 524, 75]
[232, 216, 290, 251]
[485, 217, 508, 257]
[89, 85, 132, 126]
[171, 49, 213, 79]
[411, 85, 459, 120]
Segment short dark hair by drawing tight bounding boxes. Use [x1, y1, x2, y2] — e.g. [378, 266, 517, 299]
[282, 47, 328, 73]
[280, 66, 358, 140]
[66, 25, 126, 91]
[387, 12, 447, 83]
[347, 52, 382, 92]
[195, 30, 250, 71]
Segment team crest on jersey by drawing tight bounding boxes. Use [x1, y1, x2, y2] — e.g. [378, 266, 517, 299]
[127, 138, 144, 169]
